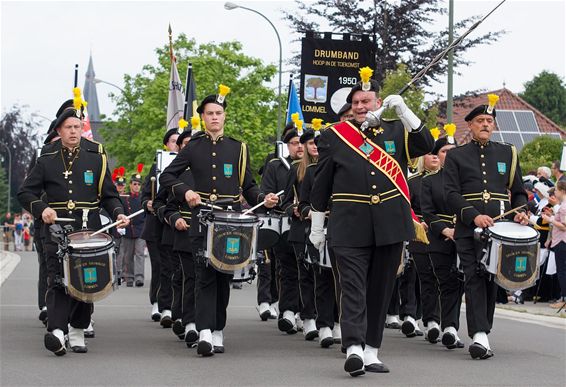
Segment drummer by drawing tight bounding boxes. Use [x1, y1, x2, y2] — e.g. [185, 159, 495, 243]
[18, 98, 129, 356]
[159, 87, 279, 357]
[444, 95, 528, 359]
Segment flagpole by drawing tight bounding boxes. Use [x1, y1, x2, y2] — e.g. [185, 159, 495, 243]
[183, 63, 192, 120]
[74, 64, 78, 88]
[286, 74, 293, 123]
[168, 23, 173, 61]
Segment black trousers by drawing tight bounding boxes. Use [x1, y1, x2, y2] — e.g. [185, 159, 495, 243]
[36, 236, 48, 310]
[146, 240, 161, 306]
[294, 243, 316, 320]
[43, 239, 91, 333]
[399, 258, 423, 321]
[333, 243, 402, 349]
[388, 280, 400, 315]
[429, 252, 464, 330]
[177, 251, 196, 325]
[275, 238, 300, 315]
[456, 237, 498, 338]
[170, 253, 183, 321]
[328, 246, 342, 323]
[256, 249, 279, 305]
[191, 237, 232, 331]
[412, 252, 441, 325]
[157, 244, 174, 312]
[314, 266, 337, 329]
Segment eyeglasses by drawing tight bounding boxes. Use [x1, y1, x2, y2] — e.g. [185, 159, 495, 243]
[288, 141, 301, 146]
[131, 182, 141, 186]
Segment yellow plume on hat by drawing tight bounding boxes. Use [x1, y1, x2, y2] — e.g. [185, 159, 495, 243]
[217, 84, 231, 104]
[311, 118, 323, 131]
[444, 123, 457, 144]
[72, 87, 87, 116]
[191, 116, 200, 129]
[296, 119, 304, 133]
[430, 127, 440, 141]
[359, 67, 373, 91]
[487, 93, 499, 114]
[291, 112, 300, 123]
[178, 118, 188, 129]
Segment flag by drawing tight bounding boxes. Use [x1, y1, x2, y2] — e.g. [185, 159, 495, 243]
[81, 110, 93, 140]
[286, 77, 304, 125]
[166, 53, 184, 130]
[183, 63, 199, 129]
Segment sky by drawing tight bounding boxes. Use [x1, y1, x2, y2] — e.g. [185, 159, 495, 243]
[1, 0, 565, 136]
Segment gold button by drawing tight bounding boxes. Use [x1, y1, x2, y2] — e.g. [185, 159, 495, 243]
[69, 161, 73, 165]
[481, 163, 485, 167]
[372, 185, 377, 189]
[68, 211, 73, 215]
[212, 165, 216, 168]
[482, 171, 486, 175]
[483, 180, 487, 183]
[370, 171, 375, 176]
[212, 176, 217, 181]
[212, 141, 217, 145]
[69, 190, 72, 194]
[67, 200, 76, 210]
[370, 195, 380, 204]
[480, 146, 484, 149]
[481, 154, 485, 158]
[69, 180, 72, 184]
[209, 194, 218, 202]
[212, 189, 217, 193]
[482, 191, 491, 201]
[212, 152, 216, 157]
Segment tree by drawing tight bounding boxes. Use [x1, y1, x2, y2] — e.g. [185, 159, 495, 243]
[380, 64, 438, 128]
[0, 167, 8, 216]
[100, 35, 278, 177]
[284, 0, 504, 87]
[306, 77, 327, 101]
[0, 105, 41, 212]
[520, 71, 566, 126]
[519, 135, 563, 175]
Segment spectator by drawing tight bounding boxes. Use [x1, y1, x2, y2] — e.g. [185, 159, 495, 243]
[23, 223, 31, 251]
[537, 166, 554, 187]
[2, 212, 12, 251]
[13, 214, 23, 251]
[542, 181, 566, 309]
[551, 160, 566, 183]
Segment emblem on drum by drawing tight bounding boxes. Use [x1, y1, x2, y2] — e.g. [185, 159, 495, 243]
[223, 164, 233, 178]
[83, 267, 98, 284]
[515, 256, 527, 273]
[497, 162, 506, 174]
[226, 237, 240, 254]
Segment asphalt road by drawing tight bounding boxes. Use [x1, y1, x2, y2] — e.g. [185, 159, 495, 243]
[1, 251, 565, 386]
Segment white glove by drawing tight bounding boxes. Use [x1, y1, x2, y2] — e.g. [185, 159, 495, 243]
[118, 228, 126, 236]
[309, 211, 326, 251]
[382, 94, 422, 132]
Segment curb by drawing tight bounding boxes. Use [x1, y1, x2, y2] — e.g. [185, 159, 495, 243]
[494, 307, 566, 330]
[0, 251, 21, 287]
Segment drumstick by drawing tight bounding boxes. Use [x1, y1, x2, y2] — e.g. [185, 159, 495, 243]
[242, 190, 284, 215]
[513, 210, 536, 226]
[492, 204, 527, 222]
[150, 177, 156, 201]
[90, 209, 144, 237]
[201, 202, 223, 211]
[54, 217, 75, 222]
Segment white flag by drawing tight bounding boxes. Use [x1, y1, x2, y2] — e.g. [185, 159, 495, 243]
[166, 57, 184, 130]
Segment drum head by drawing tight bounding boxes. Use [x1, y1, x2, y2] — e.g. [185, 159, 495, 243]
[487, 222, 539, 242]
[68, 231, 113, 250]
[212, 210, 259, 224]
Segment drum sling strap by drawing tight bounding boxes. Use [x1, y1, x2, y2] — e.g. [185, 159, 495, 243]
[331, 121, 428, 243]
[239, 142, 247, 188]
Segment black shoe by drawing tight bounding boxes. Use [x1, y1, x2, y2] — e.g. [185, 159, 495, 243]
[71, 345, 88, 353]
[455, 340, 465, 349]
[320, 337, 334, 348]
[151, 312, 161, 322]
[469, 343, 494, 359]
[304, 330, 318, 341]
[197, 340, 214, 357]
[135, 280, 144, 287]
[341, 346, 346, 354]
[442, 332, 457, 348]
[344, 354, 365, 377]
[172, 320, 185, 339]
[415, 329, 424, 337]
[160, 315, 173, 329]
[426, 327, 440, 343]
[278, 317, 294, 333]
[126, 281, 134, 287]
[38, 309, 47, 323]
[365, 363, 390, 373]
[385, 321, 401, 329]
[401, 320, 416, 337]
[259, 310, 271, 322]
[44, 333, 66, 356]
[213, 346, 225, 354]
[84, 330, 95, 339]
[185, 330, 198, 348]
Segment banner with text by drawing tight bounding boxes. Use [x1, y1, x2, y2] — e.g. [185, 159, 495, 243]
[300, 33, 376, 124]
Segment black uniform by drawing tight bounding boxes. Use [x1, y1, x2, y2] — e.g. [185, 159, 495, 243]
[18, 137, 124, 334]
[163, 167, 197, 328]
[444, 139, 527, 337]
[281, 161, 316, 322]
[159, 132, 263, 332]
[141, 162, 162, 308]
[421, 168, 464, 331]
[299, 162, 340, 330]
[310, 119, 433, 350]
[120, 191, 145, 283]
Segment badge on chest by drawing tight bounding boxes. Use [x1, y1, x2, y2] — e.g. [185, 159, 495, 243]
[384, 141, 396, 155]
[223, 163, 233, 178]
[84, 170, 94, 185]
[497, 162, 506, 174]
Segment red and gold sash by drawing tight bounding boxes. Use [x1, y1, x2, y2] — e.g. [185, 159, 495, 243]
[331, 121, 428, 243]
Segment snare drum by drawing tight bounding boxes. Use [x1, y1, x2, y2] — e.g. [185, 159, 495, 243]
[306, 229, 332, 269]
[477, 221, 540, 291]
[201, 210, 261, 275]
[257, 214, 281, 250]
[63, 230, 117, 303]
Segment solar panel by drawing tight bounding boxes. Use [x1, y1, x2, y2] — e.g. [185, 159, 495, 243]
[521, 133, 540, 144]
[496, 111, 519, 131]
[491, 132, 503, 142]
[514, 111, 540, 132]
[501, 132, 524, 149]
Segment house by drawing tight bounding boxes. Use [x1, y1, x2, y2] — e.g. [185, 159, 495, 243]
[438, 88, 565, 150]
